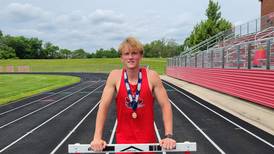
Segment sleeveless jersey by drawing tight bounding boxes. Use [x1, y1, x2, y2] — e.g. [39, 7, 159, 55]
[115, 68, 156, 144]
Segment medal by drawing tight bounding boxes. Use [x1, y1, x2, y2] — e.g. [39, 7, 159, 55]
[124, 68, 142, 119]
[132, 112, 137, 119]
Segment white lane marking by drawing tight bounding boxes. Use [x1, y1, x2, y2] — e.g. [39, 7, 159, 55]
[108, 120, 117, 144]
[106, 119, 117, 154]
[169, 99, 225, 154]
[0, 83, 104, 153]
[0, 81, 96, 116]
[164, 81, 274, 148]
[0, 81, 101, 129]
[50, 100, 101, 154]
[154, 122, 166, 154]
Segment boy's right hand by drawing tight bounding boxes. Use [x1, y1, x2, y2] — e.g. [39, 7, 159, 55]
[90, 139, 107, 152]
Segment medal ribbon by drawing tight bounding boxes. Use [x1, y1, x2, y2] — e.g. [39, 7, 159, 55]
[124, 68, 142, 111]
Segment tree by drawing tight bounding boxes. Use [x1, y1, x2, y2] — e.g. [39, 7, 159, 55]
[28, 37, 43, 59]
[183, 0, 232, 52]
[143, 39, 181, 58]
[0, 45, 17, 59]
[206, 0, 221, 23]
[43, 42, 59, 58]
[92, 48, 119, 58]
[4, 36, 31, 59]
[0, 31, 17, 59]
[144, 40, 162, 57]
[59, 49, 72, 59]
[72, 49, 87, 59]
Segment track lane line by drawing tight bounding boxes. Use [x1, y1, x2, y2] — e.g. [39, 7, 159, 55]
[154, 122, 166, 154]
[0, 81, 97, 116]
[50, 100, 102, 154]
[0, 83, 105, 153]
[106, 119, 117, 154]
[0, 81, 101, 129]
[163, 80, 274, 148]
[169, 99, 225, 154]
[108, 120, 117, 144]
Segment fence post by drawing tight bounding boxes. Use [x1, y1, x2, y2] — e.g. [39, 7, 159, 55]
[247, 43, 252, 69]
[239, 25, 242, 36]
[202, 52, 204, 68]
[210, 50, 213, 68]
[266, 40, 271, 70]
[222, 48, 225, 68]
[247, 22, 249, 34]
[237, 45, 241, 69]
[195, 54, 197, 67]
[184, 56, 187, 67]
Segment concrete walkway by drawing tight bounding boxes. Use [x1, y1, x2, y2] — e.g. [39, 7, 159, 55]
[161, 75, 274, 135]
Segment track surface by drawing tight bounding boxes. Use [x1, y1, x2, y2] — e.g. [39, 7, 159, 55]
[0, 73, 273, 154]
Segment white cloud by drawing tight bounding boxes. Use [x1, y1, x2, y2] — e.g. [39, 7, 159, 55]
[88, 9, 125, 25]
[0, 0, 260, 52]
[0, 3, 50, 23]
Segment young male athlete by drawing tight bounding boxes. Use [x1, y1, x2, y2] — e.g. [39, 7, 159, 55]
[90, 37, 176, 151]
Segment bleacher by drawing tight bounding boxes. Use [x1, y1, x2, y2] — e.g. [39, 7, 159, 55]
[171, 12, 274, 70]
[166, 13, 274, 108]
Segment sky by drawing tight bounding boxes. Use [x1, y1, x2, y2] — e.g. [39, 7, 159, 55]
[0, 0, 260, 52]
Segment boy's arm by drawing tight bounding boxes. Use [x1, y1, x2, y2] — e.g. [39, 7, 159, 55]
[149, 70, 176, 150]
[90, 70, 117, 151]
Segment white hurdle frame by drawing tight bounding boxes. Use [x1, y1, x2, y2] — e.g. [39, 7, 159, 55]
[68, 142, 196, 153]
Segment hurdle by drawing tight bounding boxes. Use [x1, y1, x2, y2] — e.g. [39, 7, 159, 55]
[68, 142, 196, 153]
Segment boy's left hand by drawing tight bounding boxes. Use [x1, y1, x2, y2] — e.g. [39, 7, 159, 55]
[159, 138, 176, 150]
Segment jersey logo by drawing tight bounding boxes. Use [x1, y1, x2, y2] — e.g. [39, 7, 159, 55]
[125, 96, 144, 109]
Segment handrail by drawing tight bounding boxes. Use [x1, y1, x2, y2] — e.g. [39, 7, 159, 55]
[180, 30, 227, 56]
[255, 26, 274, 40]
[179, 12, 274, 58]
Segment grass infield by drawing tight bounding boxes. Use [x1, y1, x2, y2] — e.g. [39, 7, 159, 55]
[0, 58, 167, 74]
[0, 58, 165, 105]
[0, 74, 80, 105]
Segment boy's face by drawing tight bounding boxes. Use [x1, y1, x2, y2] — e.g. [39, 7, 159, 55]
[120, 44, 143, 69]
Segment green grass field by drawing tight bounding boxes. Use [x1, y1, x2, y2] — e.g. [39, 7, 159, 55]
[0, 74, 80, 105]
[0, 58, 167, 74]
[0, 58, 166, 105]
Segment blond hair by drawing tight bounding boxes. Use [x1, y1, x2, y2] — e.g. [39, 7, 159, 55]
[118, 36, 144, 55]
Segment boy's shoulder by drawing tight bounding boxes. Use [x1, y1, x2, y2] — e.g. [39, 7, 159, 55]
[108, 69, 122, 81]
[146, 68, 159, 78]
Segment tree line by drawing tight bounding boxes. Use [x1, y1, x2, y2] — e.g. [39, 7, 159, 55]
[0, 0, 231, 59]
[0, 30, 181, 59]
[0, 31, 119, 59]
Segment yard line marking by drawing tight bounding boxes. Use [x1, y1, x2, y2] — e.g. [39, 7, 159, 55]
[0, 83, 104, 153]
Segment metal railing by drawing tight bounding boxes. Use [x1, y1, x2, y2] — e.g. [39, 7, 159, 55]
[180, 12, 274, 58]
[167, 37, 274, 70]
[169, 13, 274, 70]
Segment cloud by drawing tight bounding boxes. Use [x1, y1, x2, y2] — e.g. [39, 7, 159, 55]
[88, 9, 125, 25]
[0, 2, 195, 52]
[0, 3, 50, 23]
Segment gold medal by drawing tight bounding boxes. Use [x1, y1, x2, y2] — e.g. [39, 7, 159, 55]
[132, 112, 137, 119]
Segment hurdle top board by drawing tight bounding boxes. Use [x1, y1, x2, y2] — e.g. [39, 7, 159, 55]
[68, 142, 197, 153]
